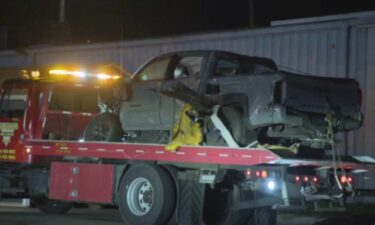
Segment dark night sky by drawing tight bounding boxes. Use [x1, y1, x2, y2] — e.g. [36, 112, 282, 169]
[0, 0, 375, 48]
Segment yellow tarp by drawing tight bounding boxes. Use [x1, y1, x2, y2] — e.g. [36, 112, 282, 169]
[165, 104, 203, 152]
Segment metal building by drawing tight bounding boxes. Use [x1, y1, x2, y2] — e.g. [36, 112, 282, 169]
[0, 11, 374, 160]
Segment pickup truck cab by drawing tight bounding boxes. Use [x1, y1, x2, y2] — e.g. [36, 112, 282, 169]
[94, 50, 362, 149]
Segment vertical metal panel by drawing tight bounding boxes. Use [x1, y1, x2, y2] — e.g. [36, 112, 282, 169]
[345, 25, 375, 199]
[364, 27, 375, 156]
[0, 51, 28, 68]
[348, 27, 363, 156]
[317, 31, 328, 75]
[346, 25, 375, 195]
[289, 33, 298, 72]
[363, 27, 375, 194]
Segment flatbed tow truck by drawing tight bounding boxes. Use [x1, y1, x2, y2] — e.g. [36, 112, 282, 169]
[0, 68, 374, 225]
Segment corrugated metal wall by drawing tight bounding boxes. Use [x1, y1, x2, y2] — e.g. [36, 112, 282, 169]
[346, 24, 375, 158]
[0, 50, 28, 68]
[365, 27, 375, 157]
[346, 24, 375, 193]
[30, 22, 349, 78]
[0, 14, 374, 160]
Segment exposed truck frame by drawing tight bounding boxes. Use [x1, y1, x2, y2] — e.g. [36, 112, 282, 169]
[0, 77, 374, 225]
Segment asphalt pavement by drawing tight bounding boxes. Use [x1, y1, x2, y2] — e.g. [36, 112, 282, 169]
[0, 206, 374, 225]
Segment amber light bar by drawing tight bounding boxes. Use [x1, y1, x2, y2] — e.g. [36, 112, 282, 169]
[49, 69, 87, 77]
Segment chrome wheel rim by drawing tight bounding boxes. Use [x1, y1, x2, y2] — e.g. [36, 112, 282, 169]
[126, 177, 154, 216]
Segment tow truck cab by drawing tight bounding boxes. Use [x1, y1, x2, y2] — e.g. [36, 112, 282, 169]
[0, 79, 103, 163]
[0, 69, 120, 201]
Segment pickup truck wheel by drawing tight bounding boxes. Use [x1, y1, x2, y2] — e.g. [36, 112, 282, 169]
[118, 164, 176, 225]
[83, 112, 123, 142]
[32, 198, 73, 214]
[223, 107, 257, 146]
[207, 107, 255, 146]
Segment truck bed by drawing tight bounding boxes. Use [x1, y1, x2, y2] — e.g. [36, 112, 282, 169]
[23, 139, 375, 170]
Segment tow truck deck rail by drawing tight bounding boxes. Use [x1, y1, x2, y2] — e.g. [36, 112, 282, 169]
[24, 140, 375, 169]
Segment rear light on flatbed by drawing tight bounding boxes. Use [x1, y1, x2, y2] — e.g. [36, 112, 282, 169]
[261, 170, 268, 179]
[244, 169, 272, 180]
[245, 169, 252, 178]
[293, 175, 319, 185]
[340, 175, 353, 185]
[243, 168, 280, 192]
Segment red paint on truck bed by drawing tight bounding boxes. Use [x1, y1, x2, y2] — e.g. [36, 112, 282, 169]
[49, 162, 115, 204]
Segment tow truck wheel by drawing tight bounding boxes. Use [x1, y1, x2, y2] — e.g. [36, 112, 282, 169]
[83, 112, 123, 142]
[251, 207, 277, 225]
[118, 164, 176, 225]
[32, 198, 73, 214]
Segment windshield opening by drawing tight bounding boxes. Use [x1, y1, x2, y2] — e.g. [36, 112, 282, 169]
[0, 88, 28, 118]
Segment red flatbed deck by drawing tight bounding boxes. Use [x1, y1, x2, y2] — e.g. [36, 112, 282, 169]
[23, 139, 375, 169]
[24, 140, 279, 166]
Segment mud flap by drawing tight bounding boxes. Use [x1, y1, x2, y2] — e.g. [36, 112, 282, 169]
[176, 171, 205, 225]
[219, 185, 253, 225]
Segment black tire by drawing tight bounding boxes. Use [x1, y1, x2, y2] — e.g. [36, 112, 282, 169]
[83, 112, 123, 142]
[251, 207, 277, 225]
[32, 198, 73, 214]
[221, 190, 253, 225]
[204, 182, 255, 225]
[118, 164, 176, 225]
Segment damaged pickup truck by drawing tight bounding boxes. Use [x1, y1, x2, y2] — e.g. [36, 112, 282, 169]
[84, 50, 363, 150]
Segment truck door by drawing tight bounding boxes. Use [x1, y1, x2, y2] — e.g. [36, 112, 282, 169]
[0, 83, 30, 163]
[160, 54, 206, 127]
[120, 56, 172, 131]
